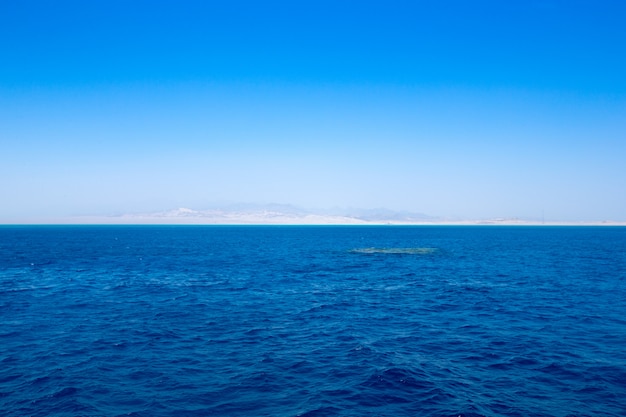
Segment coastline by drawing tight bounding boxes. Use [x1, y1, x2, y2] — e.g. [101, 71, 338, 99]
[2, 216, 625, 226]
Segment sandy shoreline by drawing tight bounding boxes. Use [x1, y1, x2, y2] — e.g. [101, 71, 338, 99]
[4, 216, 626, 226]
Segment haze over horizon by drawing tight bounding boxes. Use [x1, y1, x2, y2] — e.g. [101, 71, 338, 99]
[2, 1, 625, 223]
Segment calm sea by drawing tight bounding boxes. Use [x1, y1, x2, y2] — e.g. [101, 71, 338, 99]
[1, 225, 625, 416]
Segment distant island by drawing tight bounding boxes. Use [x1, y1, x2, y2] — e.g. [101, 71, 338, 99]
[32, 204, 626, 226]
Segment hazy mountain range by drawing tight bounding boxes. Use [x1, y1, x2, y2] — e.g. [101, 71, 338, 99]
[55, 204, 625, 225]
[109, 204, 435, 224]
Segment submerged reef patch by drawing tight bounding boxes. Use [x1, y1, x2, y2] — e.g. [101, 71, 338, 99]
[350, 247, 438, 255]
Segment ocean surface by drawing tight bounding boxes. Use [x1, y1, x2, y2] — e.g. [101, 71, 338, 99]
[1, 225, 625, 417]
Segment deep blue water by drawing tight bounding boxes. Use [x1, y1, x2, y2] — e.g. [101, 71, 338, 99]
[1, 225, 625, 417]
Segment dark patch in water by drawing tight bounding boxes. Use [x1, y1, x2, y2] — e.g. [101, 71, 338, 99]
[351, 247, 438, 254]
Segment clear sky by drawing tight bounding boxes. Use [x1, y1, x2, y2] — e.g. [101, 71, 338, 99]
[1, 0, 625, 222]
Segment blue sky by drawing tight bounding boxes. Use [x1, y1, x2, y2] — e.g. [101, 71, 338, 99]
[1, 0, 625, 222]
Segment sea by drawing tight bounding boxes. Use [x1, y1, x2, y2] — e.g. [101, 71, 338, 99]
[1, 225, 625, 417]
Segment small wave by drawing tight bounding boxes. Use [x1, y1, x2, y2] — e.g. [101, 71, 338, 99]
[52, 387, 78, 398]
[297, 406, 342, 416]
[350, 247, 437, 255]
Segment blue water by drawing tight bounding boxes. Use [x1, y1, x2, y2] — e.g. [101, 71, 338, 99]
[1, 225, 625, 416]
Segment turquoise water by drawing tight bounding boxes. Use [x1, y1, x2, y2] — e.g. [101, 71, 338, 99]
[1, 225, 625, 416]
